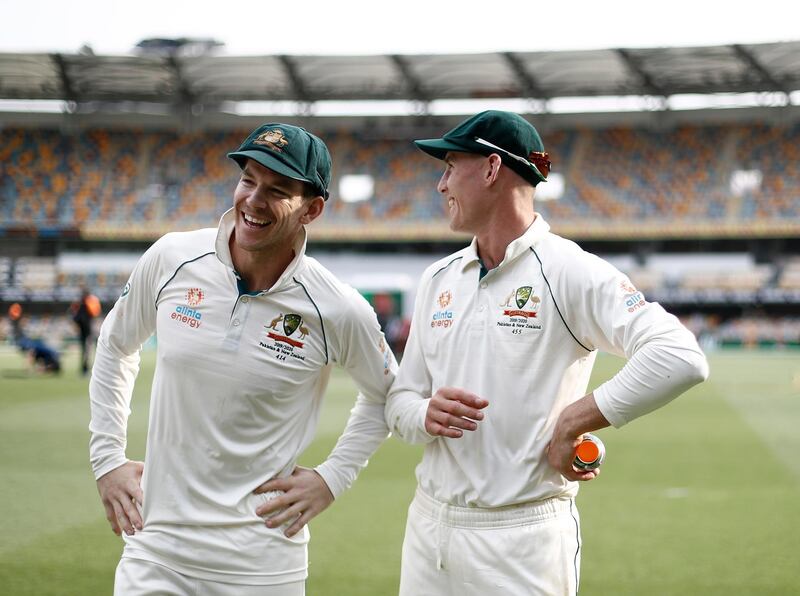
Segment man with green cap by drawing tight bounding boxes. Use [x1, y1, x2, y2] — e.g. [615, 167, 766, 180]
[385, 110, 708, 595]
[89, 123, 397, 595]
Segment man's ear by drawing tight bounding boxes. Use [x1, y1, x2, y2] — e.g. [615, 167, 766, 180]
[300, 196, 325, 225]
[485, 154, 502, 184]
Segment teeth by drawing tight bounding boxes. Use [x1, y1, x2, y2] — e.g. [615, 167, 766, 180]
[244, 213, 270, 225]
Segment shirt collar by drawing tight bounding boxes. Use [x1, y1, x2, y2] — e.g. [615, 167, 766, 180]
[460, 213, 551, 273]
[214, 208, 308, 292]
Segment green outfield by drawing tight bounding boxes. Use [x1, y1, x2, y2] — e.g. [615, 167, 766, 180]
[0, 347, 798, 595]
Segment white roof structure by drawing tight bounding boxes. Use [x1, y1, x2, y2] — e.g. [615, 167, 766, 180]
[1, 42, 798, 104]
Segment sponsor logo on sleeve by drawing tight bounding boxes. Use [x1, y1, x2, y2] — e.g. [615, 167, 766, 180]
[620, 280, 646, 313]
[120, 282, 131, 298]
[379, 337, 391, 375]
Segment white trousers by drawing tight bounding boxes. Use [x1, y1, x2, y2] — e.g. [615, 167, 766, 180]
[399, 488, 581, 596]
[114, 557, 305, 596]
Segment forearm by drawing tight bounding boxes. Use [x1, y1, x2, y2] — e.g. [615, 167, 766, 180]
[88, 336, 141, 479]
[385, 390, 436, 444]
[314, 397, 390, 498]
[594, 335, 709, 427]
[553, 392, 610, 439]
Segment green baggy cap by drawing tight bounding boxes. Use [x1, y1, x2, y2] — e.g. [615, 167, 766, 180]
[414, 110, 550, 185]
[228, 123, 332, 200]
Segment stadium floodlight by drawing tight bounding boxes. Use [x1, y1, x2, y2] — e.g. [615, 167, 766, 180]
[0, 100, 66, 113]
[535, 172, 564, 201]
[730, 169, 762, 196]
[339, 174, 375, 203]
[669, 92, 790, 111]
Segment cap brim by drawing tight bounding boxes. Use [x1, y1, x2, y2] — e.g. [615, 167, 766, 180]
[415, 138, 547, 185]
[413, 138, 474, 160]
[228, 150, 311, 187]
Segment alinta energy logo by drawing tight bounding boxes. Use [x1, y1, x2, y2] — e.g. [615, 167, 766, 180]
[261, 313, 309, 361]
[620, 279, 646, 313]
[431, 290, 455, 328]
[186, 288, 204, 306]
[379, 336, 391, 375]
[498, 285, 542, 333]
[171, 287, 204, 329]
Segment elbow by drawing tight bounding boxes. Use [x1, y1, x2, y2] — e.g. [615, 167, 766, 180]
[383, 398, 393, 428]
[683, 349, 710, 388]
[384, 410, 404, 441]
[383, 404, 400, 437]
[697, 353, 710, 383]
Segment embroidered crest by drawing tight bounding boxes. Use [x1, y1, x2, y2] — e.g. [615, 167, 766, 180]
[515, 286, 532, 309]
[253, 129, 289, 152]
[283, 313, 302, 337]
[497, 285, 543, 335]
[263, 313, 309, 351]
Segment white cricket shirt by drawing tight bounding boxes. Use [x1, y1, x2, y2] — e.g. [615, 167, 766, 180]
[385, 214, 708, 508]
[89, 209, 396, 584]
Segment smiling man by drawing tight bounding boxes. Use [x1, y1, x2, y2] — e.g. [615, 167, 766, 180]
[89, 123, 397, 595]
[385, 110, 709, 595]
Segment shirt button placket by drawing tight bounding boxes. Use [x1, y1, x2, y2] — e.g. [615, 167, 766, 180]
[470, 278, 488, 335]
[223, 295, 251, 350]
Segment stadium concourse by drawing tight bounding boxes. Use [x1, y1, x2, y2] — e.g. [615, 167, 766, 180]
[1, 43, 799, 354]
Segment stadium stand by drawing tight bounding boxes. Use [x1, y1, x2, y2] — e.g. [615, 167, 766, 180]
[1, 41, 798, 352]
[2, 123, 799, 238]
[777, 257, 800, 290]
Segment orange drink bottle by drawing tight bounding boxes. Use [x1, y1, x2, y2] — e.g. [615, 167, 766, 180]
[573, 433, 605, 471]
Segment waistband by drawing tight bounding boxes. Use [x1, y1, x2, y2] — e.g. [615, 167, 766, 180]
[411, 487, 574, 529]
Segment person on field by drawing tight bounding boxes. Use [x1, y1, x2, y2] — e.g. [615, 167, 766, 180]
[7, 303, 62, 375]
[18, 335, 62, 374]
[385, 110, 709, 595]
[71, 288, 101, 375]
[89, 123, 397, 595]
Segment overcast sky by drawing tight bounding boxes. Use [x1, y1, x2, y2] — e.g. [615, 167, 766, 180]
[2, 0, 799, 55]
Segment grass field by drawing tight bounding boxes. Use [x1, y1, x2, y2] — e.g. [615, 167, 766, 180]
[1, 347, 798, 595]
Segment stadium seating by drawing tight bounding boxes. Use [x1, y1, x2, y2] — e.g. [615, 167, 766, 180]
[777, 257, 800, 290]
[1, 123, 797, 352]
[2, 123, 799, 235]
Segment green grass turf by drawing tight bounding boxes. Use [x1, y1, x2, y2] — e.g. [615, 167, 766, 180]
[0, 347, 798, 595]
